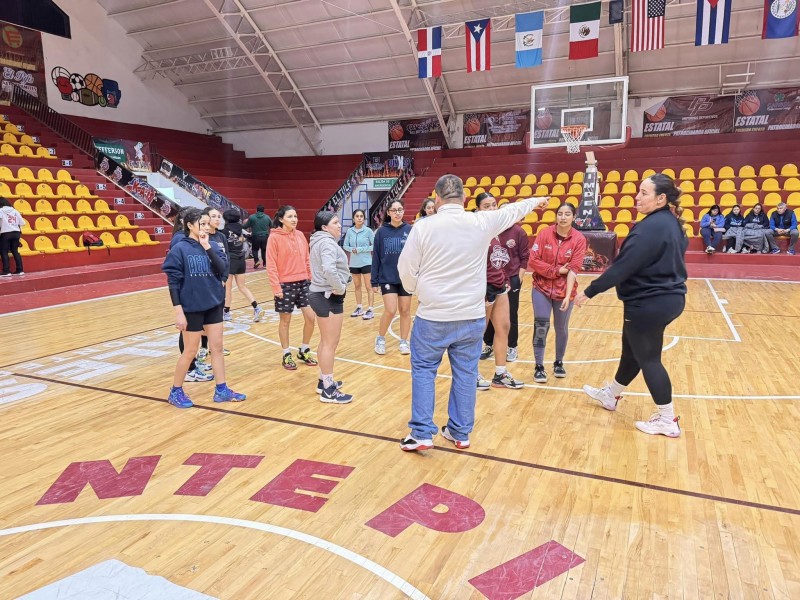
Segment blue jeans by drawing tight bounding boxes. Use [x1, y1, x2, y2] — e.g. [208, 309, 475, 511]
[409, 316, 485, 442]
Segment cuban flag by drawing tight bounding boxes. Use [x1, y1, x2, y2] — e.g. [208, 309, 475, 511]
[466, 19, 491, 72]
[515, 11, 544, 67]
[696, 0, 731, 45]
[417, 26, 442, 78]
[763, 0, 800, 38]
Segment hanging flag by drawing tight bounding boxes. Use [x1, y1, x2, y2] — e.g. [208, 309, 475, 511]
[631, 0, 666, 51]
[696, 0, 732, 45]
[609, 0, 624, 24]
[417, 26, 442, 78]
[465, 18, 491, 72]
[515, 11, 544, 67]
[762, 0, 799, 38]
[569, 3, 601, 60]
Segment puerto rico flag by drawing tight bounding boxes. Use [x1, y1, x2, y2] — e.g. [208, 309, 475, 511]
[466, 19, 491, 72]
[417, 26, 442, 78]
[763, 0, 800, 38]
[696, 0, 731, 45]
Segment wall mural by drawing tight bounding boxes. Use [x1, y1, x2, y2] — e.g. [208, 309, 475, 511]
[50, 66, 121, 108]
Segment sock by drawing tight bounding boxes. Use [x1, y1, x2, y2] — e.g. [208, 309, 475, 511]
[224, 307, 230, 313]
[356, 304, 362, 310]
[251, 301, 258, 309]
[322, 374, 335, 389]
[367, 306, 373, 311]
[658, 403, 675, 420]
[609, 380, 626, 397]
[283, 348, 291, 356]
[401, 338, 409, 345]
[300, 344, 310, 354]
[495, 366, 507, 376]
[215, 383, 227, 392]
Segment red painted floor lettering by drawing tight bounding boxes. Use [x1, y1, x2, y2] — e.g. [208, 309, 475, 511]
[250, 459, 354, 512]
[468, 540, 585, 600]
[174, 453, 263, 497]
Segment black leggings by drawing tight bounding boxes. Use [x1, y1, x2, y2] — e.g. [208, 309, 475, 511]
[178, 333, 208, 371]
[252, 236, 267, 266]
[614, 294, 685, 406]
[484, 275, 521, 348]
[0, 231, 23, 274]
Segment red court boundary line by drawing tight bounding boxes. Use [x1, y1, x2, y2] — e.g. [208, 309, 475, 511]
[12, 373, 800, 518]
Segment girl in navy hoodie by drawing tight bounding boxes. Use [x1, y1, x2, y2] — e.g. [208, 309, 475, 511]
[371, 199, 413, 355]
[162, 208, 246, 409]
[723, 205, 745, 253]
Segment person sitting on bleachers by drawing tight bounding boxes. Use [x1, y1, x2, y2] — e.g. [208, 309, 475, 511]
[723, 205, 745, 253]
[742, 203, 778, 254]
[699, 204, 725, 254]
[768, 202, 798, 255]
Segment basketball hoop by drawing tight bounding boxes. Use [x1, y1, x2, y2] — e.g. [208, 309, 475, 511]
[560, 125, 587, 154]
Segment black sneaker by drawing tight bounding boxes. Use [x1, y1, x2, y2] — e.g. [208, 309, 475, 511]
[316, 379, 343, 394]
[296, 349, 318, 366]
[319, 384, 353, 404]
[479, 345, 493, 360]
[553, 361, 567, 378]
[534, 364, 547, 383]
[491, 371, 524, 389]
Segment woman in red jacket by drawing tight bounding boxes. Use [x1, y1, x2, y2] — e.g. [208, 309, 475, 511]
[527, 202, 587, 384]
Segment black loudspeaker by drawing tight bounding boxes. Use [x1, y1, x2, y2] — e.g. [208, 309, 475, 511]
[609, 0, 624, 24]
[0, 1, 71, 39]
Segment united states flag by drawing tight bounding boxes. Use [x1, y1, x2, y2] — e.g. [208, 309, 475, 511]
[631, 0, 666, 52]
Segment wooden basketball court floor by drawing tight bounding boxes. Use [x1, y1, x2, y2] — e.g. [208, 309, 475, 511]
[1, 274, 799, 599]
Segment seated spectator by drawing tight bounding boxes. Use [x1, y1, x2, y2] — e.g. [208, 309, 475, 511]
[742, 203, 778, 254]
[699, 204, 725, 254]
[768, 202, 798, 255]
[723, 205, 745, 253]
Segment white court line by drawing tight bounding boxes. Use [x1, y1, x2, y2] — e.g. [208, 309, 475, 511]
[242, 330, 800, 401]
[0, 514, 430, 600]
[705, 278, 742, 342]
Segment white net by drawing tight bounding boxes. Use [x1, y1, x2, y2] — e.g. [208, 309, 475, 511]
[560, 125, 587, 154]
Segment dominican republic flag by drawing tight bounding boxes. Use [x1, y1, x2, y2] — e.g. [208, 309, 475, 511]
[466, 19, 491, 72]
[515, 11, 544, 67]
[763, 0, 799, 38]
[569, 3, 601, 59]
[696, 0, 731, 45]
[631, 0, 666, 51]
[417, 26, 442, 78]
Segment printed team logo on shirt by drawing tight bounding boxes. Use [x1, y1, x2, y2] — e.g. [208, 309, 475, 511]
[564, 249, 573, 258]
[506, 239, 517, 249]
[489, 245, 511, 270]
[532, 243, 539, 252]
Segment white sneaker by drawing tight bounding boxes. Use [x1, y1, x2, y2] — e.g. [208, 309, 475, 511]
[253, 306, 264, 322]
[583, 383, 619, 411]
[506, 347, 518, 362]
[223, 311, 232, 321]
[399, 340, 410, 355]
[476, 374, 491, 391]
[441, 426, 470, 449]
[635, 414, 681, 438]
[374, 336, 386, 355]
[727, 247, 737, 254]
[350, 306, 363, 317]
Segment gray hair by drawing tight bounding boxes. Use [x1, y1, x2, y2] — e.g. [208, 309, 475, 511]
[777, 202, 787, 209]
[434, 174, 464, 203]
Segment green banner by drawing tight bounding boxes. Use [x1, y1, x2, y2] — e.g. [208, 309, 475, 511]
[92, 138, 126, 162]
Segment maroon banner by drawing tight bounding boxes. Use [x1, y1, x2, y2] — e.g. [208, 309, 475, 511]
[388, 118, 446, 151]
[0, 21, 47, 104]
[734, 88, 800, 132]
[463, 109, 530, 147]
[643, 95, 733, 137]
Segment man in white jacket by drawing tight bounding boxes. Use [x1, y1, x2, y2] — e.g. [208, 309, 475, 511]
[397, 175, 547, 451]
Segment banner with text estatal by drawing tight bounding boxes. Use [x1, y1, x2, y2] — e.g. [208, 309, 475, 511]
[643, 95, 734, 137]
[388, 118, 446, 151]
[733, 88, 800, 132]
[462, 110, 530, 147]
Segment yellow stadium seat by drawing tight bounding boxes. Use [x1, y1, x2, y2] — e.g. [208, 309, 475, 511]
[97, 214, 119, 230]
[572, 172, 584, 183]
[534, 184, 549, 196]
[698, 180, 716, 192]
[36, 168, 55, 182]
[473, 187, 485, 197]
[17, 167, 37, 182]
[738, 165, 756, 178]
[0, 181, 18, 198]
[780, 164, 798, 176]
[617, 209, 633, 222]
[0, 143, 19, 157]
[764, 192, 782, 206]
[0, 166, 19, 182]
[523, 174, 537, 184]
[76, 199, 97, 214]
[796, 208, 800, 220]
[535, 223, 548, 234]
[614, 223, 630, 236]
[463, 188, 472, 198]
[56, 169, 77, 183]
[478, 176, 491, 186]
[698, 167, 715, 179]
[497, 198, 509, 207]
[680, 181, 695, 192]
[76, 184, 98, 199]
[56, 199, 75, 214]
[635, 210, 645, 221]
[502, 186, 516, 197]
[718, 179, 736, 192]
[521, 224, 533, 236]
[661, 168, 676, 179]
[488, 186, 501, 197]
[508, 175, 521, 185]
[762, 178, 779, 191]
[682, 208, 695, 222]
[493, 175, 507, 186]
[698, 194, 716, 207]
[519, 185, 532, 197]
[57, 234, 86, 252]
[20, 134, 39, 147]
[718, 166, 735, 178]
[618, 195, 635, 208]
[599, 196, 615, 208]
[679, 168, 696, 180]
[35, 216, 57, 232]
[136, 230, 160, 246]
[551, 184, 566, 196]
[18, 238, 40, 256]
[78, 215, 99, 231]
[543, 197, 559, 210]
[5, 123, 21, 134]
[465, 199, 476, 211]
[2, 132, 18, 145]
[94, 199, 116, 213]
[541, 210, 556, 223]
[623, 169, 639, 182]
[14, 198, 35, 213]
[740, 179, 758, 191]
[34, 199, 56, 215]
[620, 182, 637, 194]
[100, 232, 125, 248]
[600, 209, 613, 223]
[21, 221, 36, 235]
[788, 192, 800, 206]
[37, 146, 56, 159]
[719, 193, 737, 207]
[523, 211, 538, 223]
[539, 173, 554, 184]
[34, 235, 66, 254]
[57, 216, 80, 232]
[683, 223, 695, 237]
[464, 177, 477, 187]
[605, 170, 620, 182]
[36, 183, 58, 199]
[567, 183, 582, 195]
[19, 146, 34, 157]
[680, 194, 695, 206]
[555, 172, 570, 183]
[57, 183, 79, 199]
[759, 165, 777, 177]
[783, 177, 800, 191]
[741, 192, 759, 207]
[15, 183, 39, 198]
[603, 183, 619, 195]
[565, 196, 579, 207]
[118, 230, 145, 247]
[641, 168, 656, 179]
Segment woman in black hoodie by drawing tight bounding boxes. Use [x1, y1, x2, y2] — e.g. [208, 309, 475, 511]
[722, 205, 745, 253]
[743, 203, 778, 253]
[575, 174, 687, 438]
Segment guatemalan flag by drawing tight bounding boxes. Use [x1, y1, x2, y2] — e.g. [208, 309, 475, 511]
[763, 0, 800, 38]
[466, 19, 491, 72]
[417, 26, 442, 78]
[515, 11, 544, 67]
[695, 0, 731, 45]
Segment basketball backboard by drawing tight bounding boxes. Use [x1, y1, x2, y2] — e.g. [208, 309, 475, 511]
[529, 76, 629, 150]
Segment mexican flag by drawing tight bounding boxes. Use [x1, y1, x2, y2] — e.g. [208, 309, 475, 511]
[569, 2, 601, 59]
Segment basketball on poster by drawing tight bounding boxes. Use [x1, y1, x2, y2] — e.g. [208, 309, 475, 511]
[462, 110, 530, 147]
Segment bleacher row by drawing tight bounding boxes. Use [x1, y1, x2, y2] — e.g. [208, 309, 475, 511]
[0, 120, 55, 160]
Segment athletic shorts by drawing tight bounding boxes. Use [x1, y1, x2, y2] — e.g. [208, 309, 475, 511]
[184, 303, 224, 332]
[274, 280, 310, 313]
[486, 283, 509, 305]
[308, 291, 346, 318]
[229, 257, 246, 276]
[349, 265, 371, 275]
[379, 282, 411, 297]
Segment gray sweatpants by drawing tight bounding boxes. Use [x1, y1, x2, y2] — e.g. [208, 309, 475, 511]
[532, 289, 573, 365]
